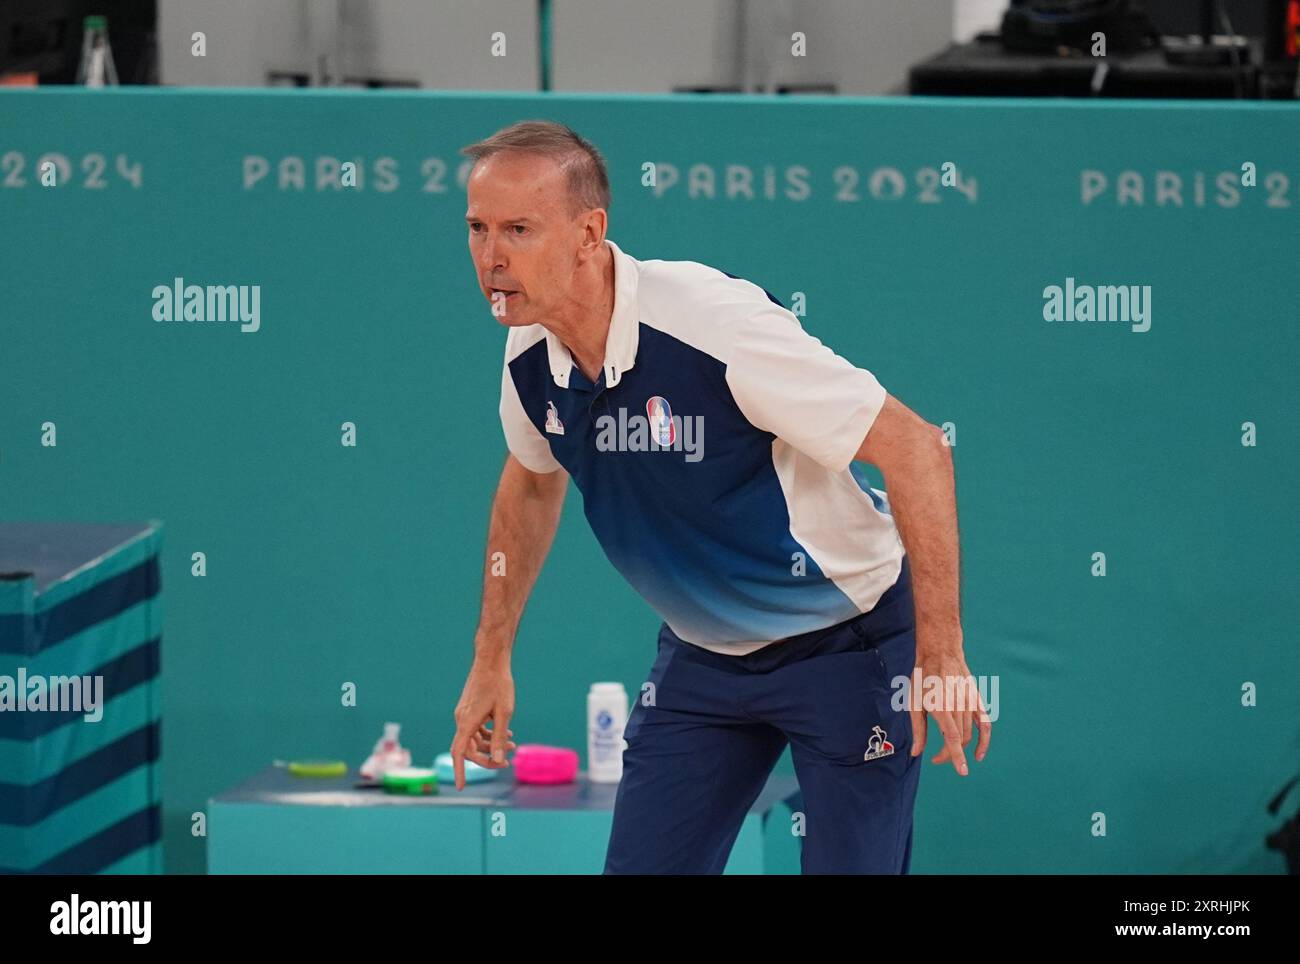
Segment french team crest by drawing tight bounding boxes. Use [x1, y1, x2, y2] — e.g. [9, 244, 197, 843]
[646, 395, 676, 447]
[864, 725, 895, 762]
[544, 400, 564, 435]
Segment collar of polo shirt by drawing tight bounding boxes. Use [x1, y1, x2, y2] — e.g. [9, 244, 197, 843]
[545, 238, 640, 390]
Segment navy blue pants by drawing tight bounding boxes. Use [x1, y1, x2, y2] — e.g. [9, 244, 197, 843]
[604, 556, 921, 874]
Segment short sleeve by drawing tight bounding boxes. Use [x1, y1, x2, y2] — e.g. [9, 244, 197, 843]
[499, 360, 563, 474]
[723, 301, 887, 472]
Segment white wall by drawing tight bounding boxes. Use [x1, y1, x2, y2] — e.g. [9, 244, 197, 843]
[551, 0, 741, 93]
[553, 0, 956, 94]
[953, 0, 1007, 44]
[159, 0, 539, 89]
[159, 0, 994, 93]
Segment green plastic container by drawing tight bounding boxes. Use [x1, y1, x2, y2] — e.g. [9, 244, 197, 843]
[381, 767, 438, 795]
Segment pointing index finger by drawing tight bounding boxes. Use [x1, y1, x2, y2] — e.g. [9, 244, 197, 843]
[932, 711, 968, 776]
[450, 727, 471, 791]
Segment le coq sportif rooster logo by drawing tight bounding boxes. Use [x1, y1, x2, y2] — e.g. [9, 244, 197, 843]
[864, 725, 895, 762]
[544, 400, 564, 435]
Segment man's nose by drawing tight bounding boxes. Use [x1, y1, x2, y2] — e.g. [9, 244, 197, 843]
[477, 235, 504, 275]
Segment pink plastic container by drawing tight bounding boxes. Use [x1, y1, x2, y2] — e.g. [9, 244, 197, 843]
[513, 744, 579, 785]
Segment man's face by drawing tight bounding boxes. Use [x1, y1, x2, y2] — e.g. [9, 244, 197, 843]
[465, 152, 583, 328]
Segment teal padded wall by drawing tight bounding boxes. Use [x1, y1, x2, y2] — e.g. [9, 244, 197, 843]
[1, 88, 1296, 873]
[0, 523, 163, 873]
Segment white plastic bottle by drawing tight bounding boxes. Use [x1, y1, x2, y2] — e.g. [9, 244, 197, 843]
[77, 16, 120, 87]
[587, 682, 628, 783]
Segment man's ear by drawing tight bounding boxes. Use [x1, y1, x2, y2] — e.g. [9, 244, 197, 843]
[579, 208, 608, 255]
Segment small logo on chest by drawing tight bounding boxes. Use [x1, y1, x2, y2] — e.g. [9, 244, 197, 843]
[592, 394, 704, 462]
[646, 395, 676, 446]
[544, 401, 565, 435]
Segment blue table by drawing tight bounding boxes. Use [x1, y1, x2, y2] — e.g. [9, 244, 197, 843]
[209, 765, 803, 874]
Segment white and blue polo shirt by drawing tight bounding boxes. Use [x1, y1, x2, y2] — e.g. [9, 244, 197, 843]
[499, 238, 905, 656]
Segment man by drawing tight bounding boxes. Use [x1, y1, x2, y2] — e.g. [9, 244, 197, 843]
[449, 120, 990, 874]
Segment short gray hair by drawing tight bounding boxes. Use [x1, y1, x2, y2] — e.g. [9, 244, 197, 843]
[461, 120, 610, 217]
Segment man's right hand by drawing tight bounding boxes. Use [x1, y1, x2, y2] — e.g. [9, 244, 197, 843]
[450, 655, 517, 791]
[451, 455, 566, 791]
